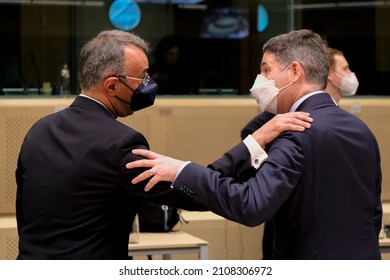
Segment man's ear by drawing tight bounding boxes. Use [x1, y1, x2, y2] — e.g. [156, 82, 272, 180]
[291, 61, 303, 82]
[327, 72, 334, 83]
[104, 77, 118, 97]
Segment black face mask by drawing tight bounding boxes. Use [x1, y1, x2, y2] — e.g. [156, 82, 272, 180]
[115, 78, 158, 111]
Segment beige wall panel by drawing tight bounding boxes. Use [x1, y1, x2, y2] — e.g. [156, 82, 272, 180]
[0, 99, 72, 214]
[0, 227, 18, 260]
[121, 98, 259, 165]
[1, 97, 389, 208]
[0, 215, 18, 260]
[118, 109, 154, 145]
[0, 97, 389, 260]
[382, 252, 390, 260]
[159, 106, 258, 165]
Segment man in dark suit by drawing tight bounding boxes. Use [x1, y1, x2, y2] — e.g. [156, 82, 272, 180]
[126, 30, 382, 259]
[239, 47, 360, 259]
[15, 30, 206, 260]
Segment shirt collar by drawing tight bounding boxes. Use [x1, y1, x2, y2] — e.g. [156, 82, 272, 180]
[289, 91, 323, 112]
[330, 96, 338, 106]
[79, 93, 113, 117]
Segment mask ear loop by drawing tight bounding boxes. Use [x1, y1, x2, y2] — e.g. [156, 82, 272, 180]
[114, 77, 135, 106]
[274, 63, 294, 91]
[279, 81, 294, 92]
[274, 63, 293, 82]
[330, 70, 346, 79]
[116, 76, 136, 93]
[328, 70, 343, 89]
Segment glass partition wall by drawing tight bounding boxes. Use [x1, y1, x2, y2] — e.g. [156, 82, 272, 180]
[0, 0, 389, 96]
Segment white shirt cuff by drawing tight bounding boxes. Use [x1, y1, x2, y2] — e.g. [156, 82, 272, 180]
[243, 135, 268, 169]
[171, 161, 191, 189]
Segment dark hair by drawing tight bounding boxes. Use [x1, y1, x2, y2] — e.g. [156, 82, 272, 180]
[263, 29, 329, 89]
[327, 47, 344, 71]
[153, 35, 181, 66]
[78, 30, 150, 90]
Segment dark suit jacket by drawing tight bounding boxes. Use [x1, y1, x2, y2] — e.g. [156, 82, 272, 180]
[173, 93, 382, 259]
[15, 96, 201, 260]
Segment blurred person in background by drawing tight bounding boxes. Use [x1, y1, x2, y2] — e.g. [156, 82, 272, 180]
[149, 35, 197, 95]
[326, 47, 359, 103]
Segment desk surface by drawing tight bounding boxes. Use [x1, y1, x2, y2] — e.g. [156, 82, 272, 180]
[380, 237, 390, 247]
[128, 232, 208, 251]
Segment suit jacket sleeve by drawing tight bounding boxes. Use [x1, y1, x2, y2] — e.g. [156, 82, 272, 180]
[373, 142, 383, 237]
[172, 132, 304, 226]
[207, 142, 258, 182]
[117, 131, 206, 211]
[15, 154, 24, 235]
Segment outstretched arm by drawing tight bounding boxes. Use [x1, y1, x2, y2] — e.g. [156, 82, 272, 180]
[126, 111, 312, 191]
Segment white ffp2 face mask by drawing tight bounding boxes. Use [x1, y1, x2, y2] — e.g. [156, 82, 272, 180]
[332, 71, 359, 96]
[250, 65, 293, 114]
[250, 74, 279, 114]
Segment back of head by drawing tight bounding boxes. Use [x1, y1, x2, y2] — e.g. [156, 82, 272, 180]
[263, 29, 329, 89]
[327, 47, 344, 71]
[78, 30, 150, 91]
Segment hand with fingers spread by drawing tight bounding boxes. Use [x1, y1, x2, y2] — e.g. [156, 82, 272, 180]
[252, 111, 313, 148]
[126, 149, 185, 191]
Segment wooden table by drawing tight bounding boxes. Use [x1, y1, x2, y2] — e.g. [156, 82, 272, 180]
[379, 237, 390, 254]
[128, 231, 208, 260]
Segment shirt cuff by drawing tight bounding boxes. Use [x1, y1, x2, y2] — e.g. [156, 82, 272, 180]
[243, 135, 268, 169]
[170, 161, 191, 189]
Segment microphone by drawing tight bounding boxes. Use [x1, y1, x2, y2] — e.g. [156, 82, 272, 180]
[19, 70, 27, 95]
[30, 53, 41, 94]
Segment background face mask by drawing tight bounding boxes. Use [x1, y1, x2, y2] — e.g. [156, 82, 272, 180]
[340, 72, 359, 96]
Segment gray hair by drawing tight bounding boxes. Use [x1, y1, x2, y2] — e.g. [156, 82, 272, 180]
[263, 29, 328, 89]
[78, 30, 150, 90]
